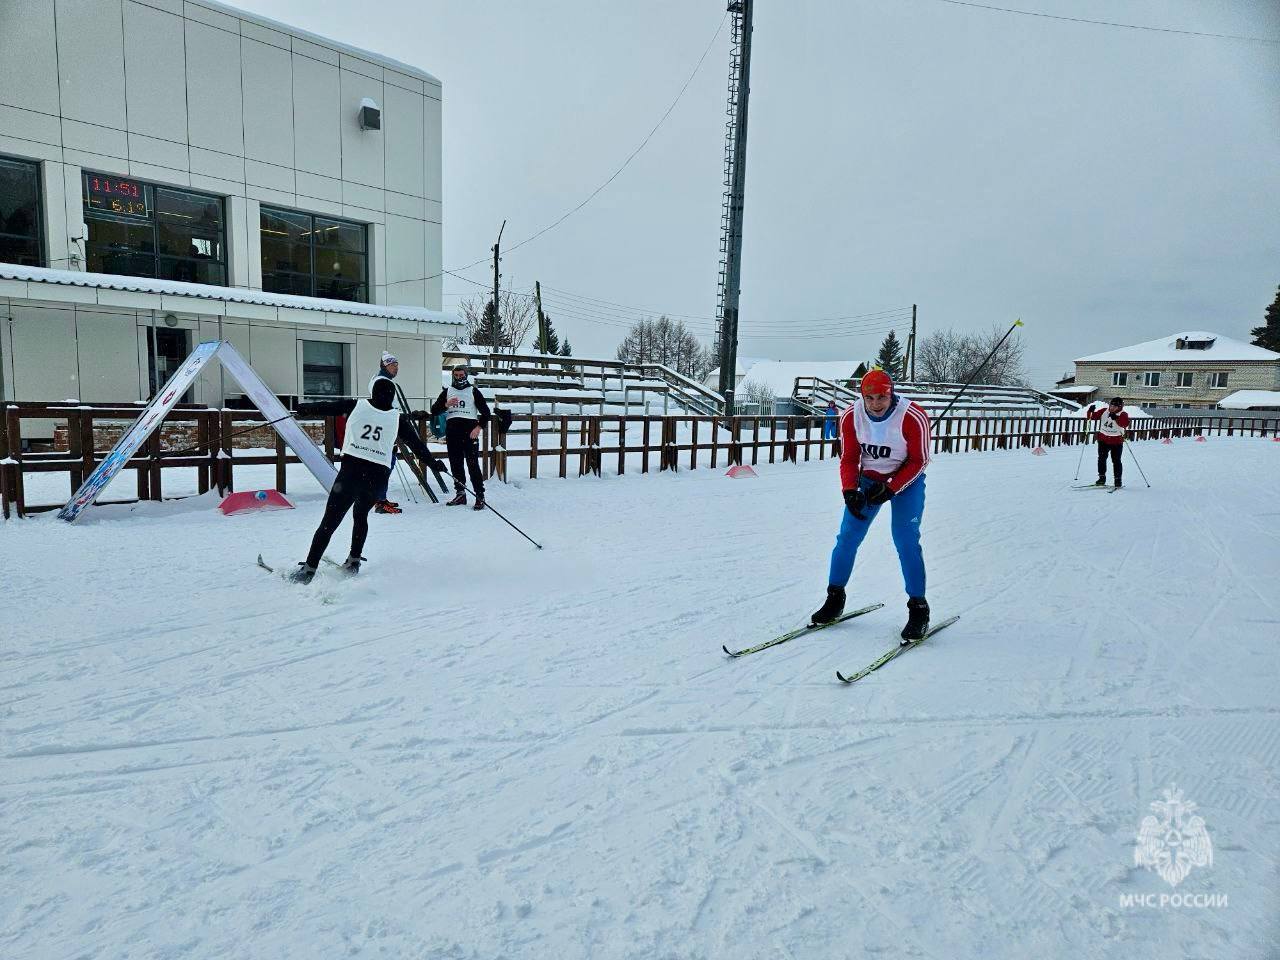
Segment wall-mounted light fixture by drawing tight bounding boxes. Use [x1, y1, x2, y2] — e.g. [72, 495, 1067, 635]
[358, 97, 381, 131]
[163, 313, 179, 328]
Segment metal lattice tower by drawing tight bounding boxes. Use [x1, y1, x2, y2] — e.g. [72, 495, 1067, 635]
[715, 0, 754, 413]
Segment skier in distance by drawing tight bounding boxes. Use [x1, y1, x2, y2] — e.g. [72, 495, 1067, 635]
[430, 363, 492, 510]
[289, 377, 436, 583]
[1084, 396, 1129, 488]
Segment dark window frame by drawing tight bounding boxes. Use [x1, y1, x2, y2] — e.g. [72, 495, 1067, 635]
[82, 172, 227, 286]
[260, 205, 369, 304]
[0, 154, 46, 267]
[301, 339, 350, 399]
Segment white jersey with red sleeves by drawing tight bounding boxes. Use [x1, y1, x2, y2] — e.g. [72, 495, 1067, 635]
[838, 396, 931, 493]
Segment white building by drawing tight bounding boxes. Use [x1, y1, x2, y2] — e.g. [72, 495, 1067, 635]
[1071, 331, 1280, 410]
[0, 0, 457, 427]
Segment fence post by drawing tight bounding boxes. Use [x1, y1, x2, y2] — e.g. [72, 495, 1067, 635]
[559, 416, 568, 479]
[617, 416, 626, 475]
[275, 431, 287, 493]
[529, 416, 538, 479]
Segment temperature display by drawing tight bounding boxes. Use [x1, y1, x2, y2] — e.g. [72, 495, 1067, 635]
[84, 174, 150, 219]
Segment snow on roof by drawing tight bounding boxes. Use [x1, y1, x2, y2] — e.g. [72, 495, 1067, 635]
[705, 356, 770, 380]
[1219, 390, 1280, 410]
[0, 263, 459, 328]
[1076, 331, 1279, 364]
[1051, 384, 1099, 395]
[738, 360, 866, 398]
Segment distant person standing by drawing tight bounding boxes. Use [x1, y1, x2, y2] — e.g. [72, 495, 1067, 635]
[431, 363, 491, 510]
[369, 351, 402, 513]
[823, 400, 839, 440]
[1085, 397, 1129, 488]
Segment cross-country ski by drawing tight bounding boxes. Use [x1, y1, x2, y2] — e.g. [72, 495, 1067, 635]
[722, 602, 883, 657]
[836, 615, 961, 683]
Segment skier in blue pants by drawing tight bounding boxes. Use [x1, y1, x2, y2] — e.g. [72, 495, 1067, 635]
[810, 368, 934, 643]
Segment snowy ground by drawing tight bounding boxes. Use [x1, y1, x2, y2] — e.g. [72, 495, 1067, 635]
[2, 438, 1278, 959]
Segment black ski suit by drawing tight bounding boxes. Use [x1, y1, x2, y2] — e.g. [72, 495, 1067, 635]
[298, 398, 435, 567]
[430, 383, 491, 497]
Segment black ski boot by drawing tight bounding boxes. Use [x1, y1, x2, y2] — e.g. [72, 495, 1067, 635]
[446, 492, 467, 506]
[289, 562, 317, 584]
[811, 585, 846, 626]
[1114, 479, 1122, 489]
[1094, 476, 1106, 486]
[901, 596, 930, 644]
[338, 555, 365, 576]
[472, 495, 486, 511]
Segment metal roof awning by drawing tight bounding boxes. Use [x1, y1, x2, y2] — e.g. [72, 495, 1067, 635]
[0, 263, 460, 333]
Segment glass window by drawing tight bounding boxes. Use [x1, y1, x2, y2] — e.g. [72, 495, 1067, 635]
[1175, 371, 1194, 388]
[1142, 371, 1161, 387]
[83, 173, 226, 286]
[1208, 371, 1229, 389]
[0, 155, 44, 267]
[302, 339, 348, 397]
[261, 206, 368, 303]
[1112, 372, 1128, 387]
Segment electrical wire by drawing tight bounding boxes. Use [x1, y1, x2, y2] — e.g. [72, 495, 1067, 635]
[923, 0, 1280, 44]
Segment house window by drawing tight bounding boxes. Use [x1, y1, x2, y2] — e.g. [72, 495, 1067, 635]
[83, 173, 226, 285]
[1175, 371, 1194, 388]
[0, 155, 44, 267]
[301, 340, 348, 398]
[261, 206, 368, 303]
[1141, 371, 1161, 387]
[1207, 371, 1229, 389]
[1111, 372, 1128, 387]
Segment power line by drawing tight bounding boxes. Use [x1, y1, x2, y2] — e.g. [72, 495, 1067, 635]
[397, 13, 730, 289]
[923, 0, 1280, 44]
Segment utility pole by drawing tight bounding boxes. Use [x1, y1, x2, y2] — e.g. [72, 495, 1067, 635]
[535, 281, 549, 360]
[491, 220, 506, 353]
[909, 303, 917, 381]
[715, 0, 754, 415]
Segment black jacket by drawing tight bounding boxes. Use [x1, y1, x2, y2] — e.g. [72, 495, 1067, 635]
[430, 384, 491, 427]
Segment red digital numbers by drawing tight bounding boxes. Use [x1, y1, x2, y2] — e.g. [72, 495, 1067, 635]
[85, 173, 148, 218]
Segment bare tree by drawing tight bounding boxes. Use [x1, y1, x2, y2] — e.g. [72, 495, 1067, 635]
[450, 289, 537, 354]
[916, 324, 1026, 386]
[738, 377, 776, 412]
[616, 316, 714, 379]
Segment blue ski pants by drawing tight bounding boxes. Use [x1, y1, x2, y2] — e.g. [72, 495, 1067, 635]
[828, 474, 926, 598]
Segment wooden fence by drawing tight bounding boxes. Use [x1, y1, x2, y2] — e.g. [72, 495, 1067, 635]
[2, 403, 1276, 518]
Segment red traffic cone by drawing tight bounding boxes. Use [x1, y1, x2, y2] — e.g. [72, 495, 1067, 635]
[1031, 445, 1047, 456]
[1161, 437, 1173, 445]
[1195, 436, 1207, 443]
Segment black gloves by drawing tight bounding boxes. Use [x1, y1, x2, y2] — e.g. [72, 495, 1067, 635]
[866, 480, 894, 505]
[843, 487, 867, 520]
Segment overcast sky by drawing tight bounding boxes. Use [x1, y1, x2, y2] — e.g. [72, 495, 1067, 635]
[244, 0, 1280, 386]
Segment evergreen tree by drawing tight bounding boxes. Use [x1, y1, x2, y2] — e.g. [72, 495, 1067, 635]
[538, 314, 562, 355]
[875, 331, 905, 379]
[474, 299, 509, 350]
[560, 338, 572, 357]
[1251, 285, 1280, 352]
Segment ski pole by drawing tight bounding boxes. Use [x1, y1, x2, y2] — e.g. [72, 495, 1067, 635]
[1073, 434, 1088, 480]
[455, 480, 543, 550]
[933, 318, 1025, 423]
[1123, 439, 1152, 488]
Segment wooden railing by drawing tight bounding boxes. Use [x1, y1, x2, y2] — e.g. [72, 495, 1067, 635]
[3, 404, 1276, 518]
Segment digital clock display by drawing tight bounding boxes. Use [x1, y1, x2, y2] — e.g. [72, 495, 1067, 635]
[84, 174, 151, 219]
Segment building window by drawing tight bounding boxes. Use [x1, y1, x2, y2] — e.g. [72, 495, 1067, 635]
[301, 340, 348, 397]
[1142, 371, 1161, 387]
[261, 206, 368, 303]
[1207, 371, 1229, 389]
[1175, 371, 1194, 388]
[0, 155, 44, 267]
[1112, 372, 1128, 387]
[83, 173, 226, 285]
